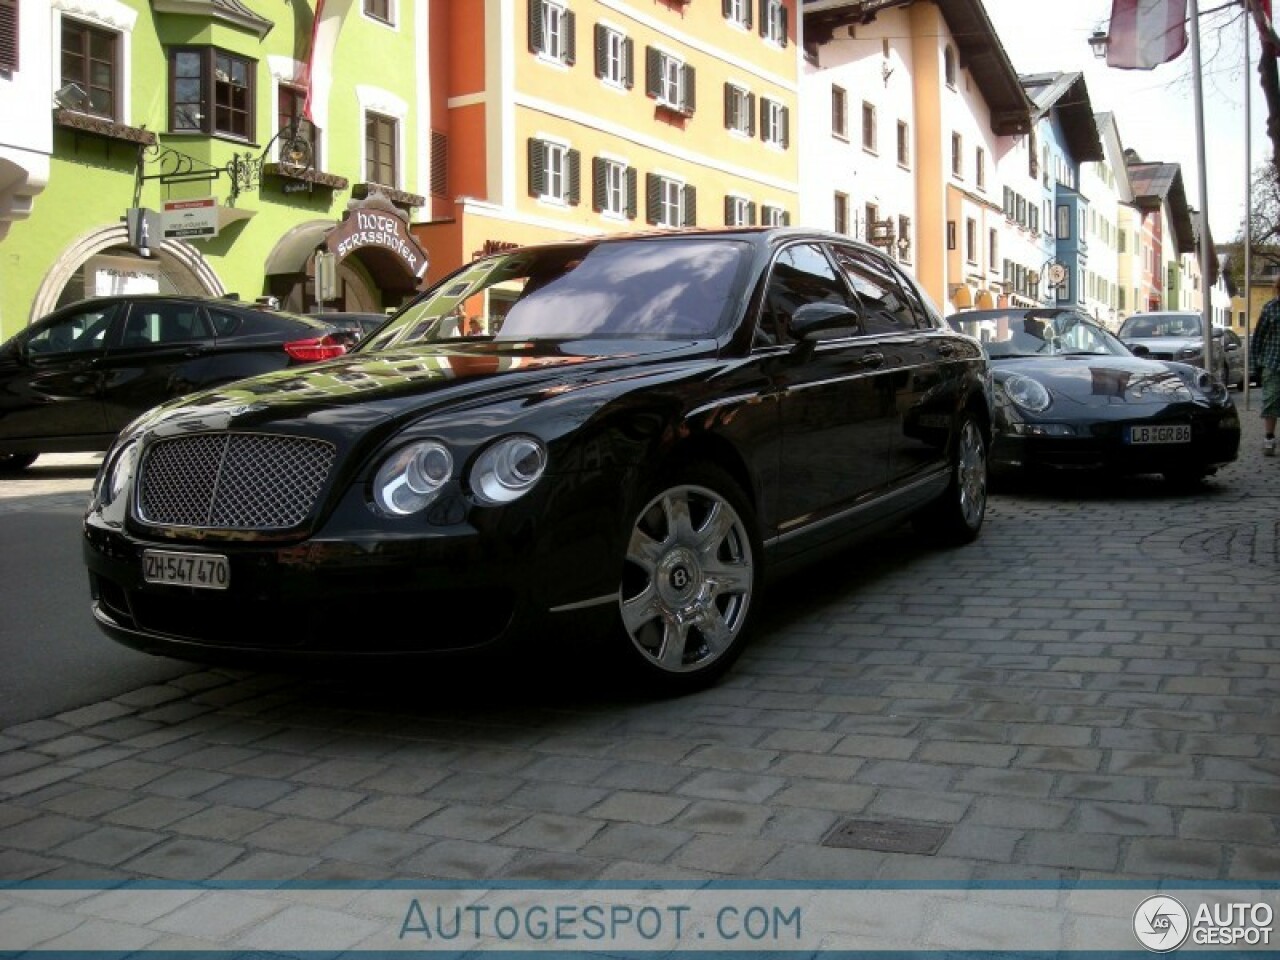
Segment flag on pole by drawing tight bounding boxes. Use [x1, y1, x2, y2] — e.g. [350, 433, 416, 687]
[301, 0, 325, 122]
[1105, 0, 1188, 70]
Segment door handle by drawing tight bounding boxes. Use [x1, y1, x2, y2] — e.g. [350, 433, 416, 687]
[858, 352, 885, 369]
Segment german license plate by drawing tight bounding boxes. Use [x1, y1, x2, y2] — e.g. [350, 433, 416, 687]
[1127, 424, 1191, 445]
[142, 550, 229, 590]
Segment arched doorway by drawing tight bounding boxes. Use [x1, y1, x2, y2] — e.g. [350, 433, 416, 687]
[30, 224, 223, 322]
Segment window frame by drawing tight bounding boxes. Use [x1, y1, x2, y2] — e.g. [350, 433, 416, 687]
[831, 85, 847, 140]
[592, 155, 632, 218]
[362, 0, 394, 27]
[365, 110, 399, 188]
[724, 82, 754, 136]
[723, 0, 751, 29]
[760, 0, 786, 47]
[950, 131, 962, 178]
[595, 23, 632, 89]
[861, 101, 876, 153]
[61, 16, 119, 120]
[896, 120, 909, 168]
[530, 0, 575, 66]
[169, 46, 256, 141]
[761, 96, 789, 148]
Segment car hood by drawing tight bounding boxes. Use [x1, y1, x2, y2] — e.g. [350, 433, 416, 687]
[129, 338, 717, 438]
[993, 355, 1199, 406]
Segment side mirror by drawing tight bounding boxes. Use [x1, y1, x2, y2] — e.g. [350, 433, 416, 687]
[789, 302, 861, 342]
[1129, 343, 1150, 357]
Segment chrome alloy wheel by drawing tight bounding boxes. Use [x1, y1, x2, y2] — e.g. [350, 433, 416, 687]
[956, 419, 987, 531]
[620, 484, 754, 674]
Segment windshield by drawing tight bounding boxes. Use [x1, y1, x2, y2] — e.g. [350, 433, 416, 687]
[947, 311, 1130, 358]
[1117, 313, 1202, 338]
[363, 238, 751, 350]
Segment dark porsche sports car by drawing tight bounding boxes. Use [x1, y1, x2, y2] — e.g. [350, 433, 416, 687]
[947, 308, 1239, 484]
[84, 229, 991, 687]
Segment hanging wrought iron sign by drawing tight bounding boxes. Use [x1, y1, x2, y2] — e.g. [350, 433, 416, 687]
[135, 121, 320, 204]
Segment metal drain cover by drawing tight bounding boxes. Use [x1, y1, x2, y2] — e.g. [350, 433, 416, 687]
[821, 818, 949, 855]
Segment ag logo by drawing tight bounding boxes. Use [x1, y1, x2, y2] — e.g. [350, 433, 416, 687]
[1133, 895, 1190, 952]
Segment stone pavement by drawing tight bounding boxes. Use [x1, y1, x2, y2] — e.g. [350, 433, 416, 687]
[0, 402, 1277, 898]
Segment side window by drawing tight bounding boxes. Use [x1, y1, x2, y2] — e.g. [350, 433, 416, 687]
[832, 246, 918, 335]
[121, 302, 211, 347]
[26, 307, 116, 356]
[207, 309, 244, 337]
[757, 243, 854, 346]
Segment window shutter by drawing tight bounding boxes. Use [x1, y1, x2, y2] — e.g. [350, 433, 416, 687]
[748, 201, 757, 226]
[780, 105, 790, 148]
[528, 139, 545, 196]
[759, 97, 768, 142]
[564, 9, 576, 64]
[645, 46, 661, 99]
[747, 93, 756, 136]
[682, 185, 696, 227]
[623, 37, 634, 88]
[721, 0, 731, 17]
[646, 173, 661, 225]
[778, 4, 787, 46]
[724, 195, 734, 224]
[626, 166, 637, 219]
[743, 0, 752, 29]
[430, 130, 448, 198]
[0, 0, 17, 73]
[528, 0, 543, 54]
[594, 23, 606, 78]
[592, 156, 606, 212]
[782, 209, 791, 227]
[567, 148, 580, 205]
[758, 0, 767, 36]
[723, 83, 733, 130]
[682, 63, 695, 115]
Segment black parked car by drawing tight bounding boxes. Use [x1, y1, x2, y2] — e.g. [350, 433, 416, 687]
[84, 229, 991, 687]
[948, 307, 1239, 484]
[0, 295, 359, 470]
[309, 311, 391, 341]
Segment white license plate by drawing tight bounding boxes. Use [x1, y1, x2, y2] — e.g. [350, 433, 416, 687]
[142, 550, 229, 590]
[1127, 424, 1191, 445]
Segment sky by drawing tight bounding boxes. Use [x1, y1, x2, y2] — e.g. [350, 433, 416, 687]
[981, 0, 1266, 244]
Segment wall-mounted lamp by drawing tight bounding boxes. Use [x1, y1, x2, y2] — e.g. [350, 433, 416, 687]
[1087, 30, 1110, 59]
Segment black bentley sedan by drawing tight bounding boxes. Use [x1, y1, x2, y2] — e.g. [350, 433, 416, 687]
[84, 229, 991, 687]
[947, 308, 1239, 484]
[0, 295, 359, 471]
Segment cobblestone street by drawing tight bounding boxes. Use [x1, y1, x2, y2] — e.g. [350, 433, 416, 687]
[1, 407, 1277, 901]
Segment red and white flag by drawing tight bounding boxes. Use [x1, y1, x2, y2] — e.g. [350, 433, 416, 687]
[301, 0, 325, 122]
[1105, 0, 1188, 70]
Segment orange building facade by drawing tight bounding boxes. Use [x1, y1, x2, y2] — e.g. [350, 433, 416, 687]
[415, 0, 801, 286]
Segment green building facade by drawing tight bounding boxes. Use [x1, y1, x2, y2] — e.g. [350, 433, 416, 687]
[1, 0, 433, 340]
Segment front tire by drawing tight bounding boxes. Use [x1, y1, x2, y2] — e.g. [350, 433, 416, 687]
[617, 465, 760, 690]
[918, 415, 987, 544]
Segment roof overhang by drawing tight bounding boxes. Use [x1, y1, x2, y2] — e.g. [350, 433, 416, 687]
[803, 0, 1034, 136]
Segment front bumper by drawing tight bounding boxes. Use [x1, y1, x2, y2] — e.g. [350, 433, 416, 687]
[991, 406, 1240, 474]
[84, 477, 625, 663]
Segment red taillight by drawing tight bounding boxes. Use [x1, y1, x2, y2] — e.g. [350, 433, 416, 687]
[283, 334, 348, 362]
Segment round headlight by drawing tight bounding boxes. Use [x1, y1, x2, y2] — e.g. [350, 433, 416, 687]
[470, 435, 548, 505]
[372, 440, 453, 516]
[1002, 374, 1052, 413]
[102, 439, 140, 507]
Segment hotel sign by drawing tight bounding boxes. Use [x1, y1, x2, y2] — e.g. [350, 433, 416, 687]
[325, 206, 428, 279]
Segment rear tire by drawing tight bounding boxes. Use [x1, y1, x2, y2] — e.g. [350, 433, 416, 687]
[918, 414, 987, 544]
[616, 464, 761, 692]
[0, 453, 38, 473]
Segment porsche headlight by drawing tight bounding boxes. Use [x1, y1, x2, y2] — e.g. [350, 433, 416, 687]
[100, 438, 140, 508]
[470, 435, 547, 505]
[1001, 374, 1052, 413]
[372, 440, 454, 516]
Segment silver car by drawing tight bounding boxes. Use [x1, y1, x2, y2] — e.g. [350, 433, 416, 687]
[1117, 311, 1245, 389]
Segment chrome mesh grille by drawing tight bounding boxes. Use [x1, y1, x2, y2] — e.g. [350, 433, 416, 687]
[138, 434, 335, 530]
